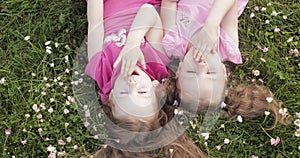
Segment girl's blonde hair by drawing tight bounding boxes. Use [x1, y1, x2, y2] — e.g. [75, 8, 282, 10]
[223, 84, 292, 129]
[90, 92, 207, 158]
[163, 76, 292, 129]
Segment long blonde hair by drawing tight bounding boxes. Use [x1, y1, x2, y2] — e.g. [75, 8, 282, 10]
[162, 76, 292, 129]
[90, 94, 207, 158]
[223, 84, 292, 129]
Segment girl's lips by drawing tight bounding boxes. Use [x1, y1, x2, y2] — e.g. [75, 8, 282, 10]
[131, 70, 140, 76]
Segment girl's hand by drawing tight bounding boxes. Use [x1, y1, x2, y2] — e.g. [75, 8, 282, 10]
[113, 44, 146, 76]
[188, 26, 218, 62]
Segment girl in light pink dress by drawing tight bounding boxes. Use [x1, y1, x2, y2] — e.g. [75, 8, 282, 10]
[162, 0, 249, 64]
[160, 0, 249, 113]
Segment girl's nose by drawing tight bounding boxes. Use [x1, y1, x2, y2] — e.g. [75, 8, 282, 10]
[128, 76, 137, 85]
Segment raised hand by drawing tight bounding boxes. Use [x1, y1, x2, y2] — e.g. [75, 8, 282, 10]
[113, 44, 146, 76]
[188, 26, 218, 62]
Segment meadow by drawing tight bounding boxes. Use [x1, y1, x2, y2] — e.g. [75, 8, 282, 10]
[0, 0, 299, 157]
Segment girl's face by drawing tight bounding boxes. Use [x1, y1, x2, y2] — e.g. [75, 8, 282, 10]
[111, 68, 158, 120]
[177, 51, 227, 111]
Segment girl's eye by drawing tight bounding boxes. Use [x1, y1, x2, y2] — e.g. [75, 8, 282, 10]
[207, 72, 216, 74]
[138, 91, 147, 94]
[186, 70, 196, 73]
[120, 92, 128, 94]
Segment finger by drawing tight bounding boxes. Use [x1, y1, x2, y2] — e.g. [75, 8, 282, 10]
[139, 56, 146, 70]
[188, 46, 196, 58]
[113, 56, 122, 68]
[201, 46, 210, 60]
[195, 47, 203, 62]
[121, 59, 127, 76]
[124, 59, 132, 76]
[127, 62, 135, 76]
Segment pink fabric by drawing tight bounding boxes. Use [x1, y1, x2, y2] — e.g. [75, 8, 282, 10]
[85, 0, 170, 104]
[162, 0, 248, 64]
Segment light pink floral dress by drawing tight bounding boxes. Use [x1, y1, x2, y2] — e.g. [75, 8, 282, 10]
[163, 0, 249, 64]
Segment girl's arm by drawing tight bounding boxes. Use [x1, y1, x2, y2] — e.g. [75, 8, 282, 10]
[160, 0, 178, 34]
[87, 0, 104, 61]
[204, 0, 237, 31]
[191, 0, 237, 62]
[113, 4, 164, 76]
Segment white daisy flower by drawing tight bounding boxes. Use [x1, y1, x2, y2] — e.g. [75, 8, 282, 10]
[279, 108, 288, 115]
[287, 37, 293, 43]
[266, 97, 273, 103]
[264, 111, 271, 116]
[47, 145, 57, 152]
[224, 138, 230, 144]
[24, 36, 30, 41]
[296, 112, 300, 118]
[237, 115, 243, 123]
[271, 11, 278, 16]
[294, 119, 300, 127]
[45, 41, 51, 45]
[201, 132, 210, 140]
[0, 77, 5, 84]
[265, 20, 270, 24]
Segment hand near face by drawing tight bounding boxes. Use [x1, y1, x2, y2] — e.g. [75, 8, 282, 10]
[188, 26, 218, 62]
[113, 44, 147, 76]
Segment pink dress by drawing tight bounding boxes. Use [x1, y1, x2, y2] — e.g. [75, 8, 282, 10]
[163, 0, 249, 64]
[85, 0, 170, 104]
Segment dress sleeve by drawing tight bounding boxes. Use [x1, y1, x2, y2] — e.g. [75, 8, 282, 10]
[162, 25, 188, 61]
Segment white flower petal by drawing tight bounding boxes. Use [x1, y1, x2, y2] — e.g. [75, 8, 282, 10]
[264, 111, 271, 116]
[24, 36, 30, 41]
[45, 41, 51, 45]
[0, 77, 5, 84]
[224, 138, 230, 144]
[266, 97, 273, 103]
[287, 37, 293, 43]
[296, 112, 300, 118]
[201, 132, 210, 140]
[174, 109, 179, 115]
[237, 115, 243, 123]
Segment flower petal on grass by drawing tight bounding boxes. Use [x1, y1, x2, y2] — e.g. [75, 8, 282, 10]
[295, 129, 300, 137]
[266, 97, 273, 103]
[270, 137, 280, 146]
[265, 111, 270, 116]
[24, 36, 30, 41]
[224, 138, 230, 144]
[294, 119, 300, 127]
[45, 41, 51, 45]
[237, 115, 243, 123]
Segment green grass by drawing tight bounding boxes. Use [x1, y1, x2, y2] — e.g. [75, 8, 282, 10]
[0, 0, 299, 157]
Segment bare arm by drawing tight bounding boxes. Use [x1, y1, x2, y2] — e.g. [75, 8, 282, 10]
[114, 4, 164, 76]
[204, 0, 237, 31]
[87, 0, 104, 61]
[161, 0, 178, 34]
[191, 0, 237, 62]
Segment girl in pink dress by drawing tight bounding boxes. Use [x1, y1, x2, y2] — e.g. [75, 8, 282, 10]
[85, 0, 170, 106]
